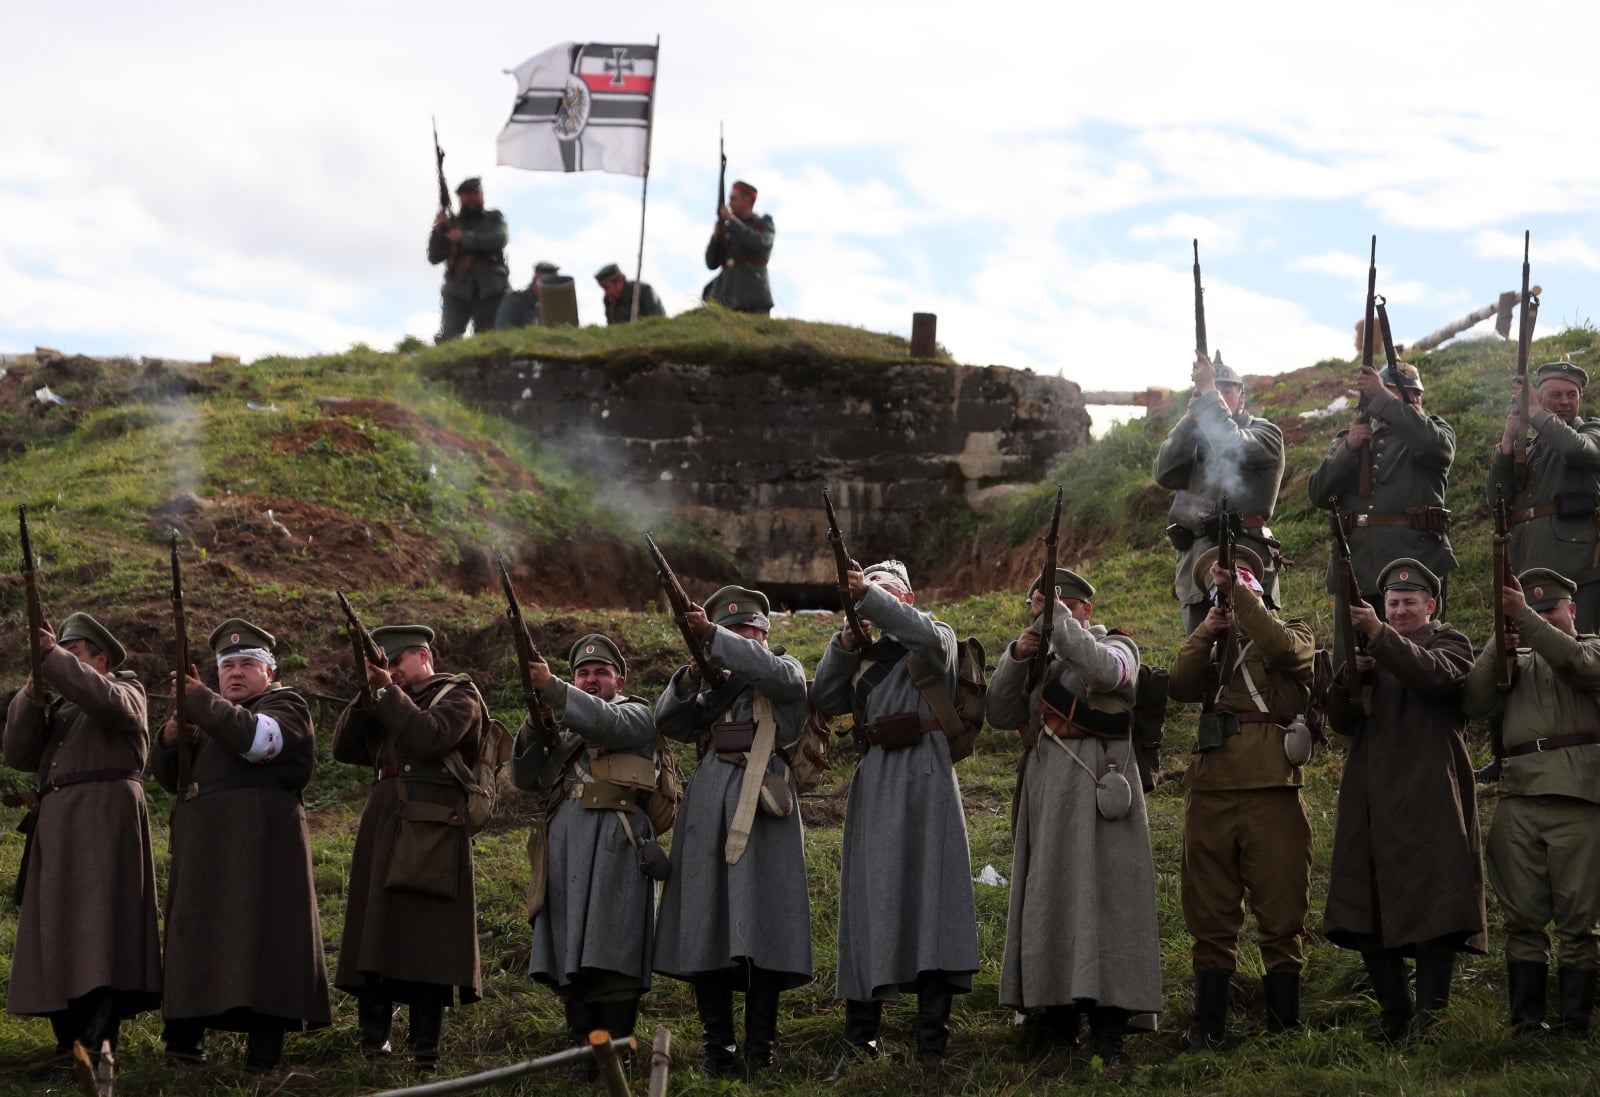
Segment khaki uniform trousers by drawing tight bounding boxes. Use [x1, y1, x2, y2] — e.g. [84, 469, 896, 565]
[1486, 794, 1600, 969]
[1182, 787, 1312, 973]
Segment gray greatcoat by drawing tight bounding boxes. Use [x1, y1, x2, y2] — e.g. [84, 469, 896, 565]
[152, 683, 330, 1029]
[4, 648, 161, 1018]
[1323, 622, 1487, 954]
[333, 673, 484, 1004]
[987, 614, 1162, 1021]
[653, 628, 812, 988]
[812, 583, 979, 1001]
[703, 213, 775, 313]
[512, 684, 658, 1000]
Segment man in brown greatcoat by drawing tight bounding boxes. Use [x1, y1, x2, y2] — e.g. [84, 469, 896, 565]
[334, 624, 485, 1069]
[1323, 559, 1486, 1041]
[154, 618, 331, 1072]
[4, 613, 162, 1060]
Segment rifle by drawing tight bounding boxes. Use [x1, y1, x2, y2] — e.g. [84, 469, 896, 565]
[711, 123, 729, 267]
[1025, 487, 1064, 745]
[170, 531, 192, 795]
[432, 116, 460, 280]
[1374, 295, 1414, 407]
[18, 505, 49, 716]
[1492, 490, 1514, 691]
[497, 556, 557, 749]
[1192, 239, 1208, 359]
[645, 533, 725, 686]
[1357, 236, 1377, 496]
[1210, 494, 1239, 701]
[822, 489, 869, 648]
[1330, 496, 1372, 715]
[1514, 230, 1536, 489]
[336, 590, 386, 700]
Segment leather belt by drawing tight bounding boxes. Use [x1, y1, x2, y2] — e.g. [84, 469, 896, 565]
[1506, 732, 1600, 758]
[1508, 503, 1560, 526]
[376, 765, 400, 780]
[1235, 713, 1293, 727]
[865, 718, 943, 748]
[724, 258, 768, 268]
[1337, 508, 1451, 533]
[40, 768, 140, 796]
[1343, 513, 1413, 528]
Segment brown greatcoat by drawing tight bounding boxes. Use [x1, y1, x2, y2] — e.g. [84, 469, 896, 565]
[152, 682, 330, 1028]
[333, 673, 484, 1005]
[1322, 621, 1487, 954]
[3, 647, 162, 1017]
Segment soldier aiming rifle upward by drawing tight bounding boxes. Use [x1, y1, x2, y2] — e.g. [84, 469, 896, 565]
[427, 121, 509, 342]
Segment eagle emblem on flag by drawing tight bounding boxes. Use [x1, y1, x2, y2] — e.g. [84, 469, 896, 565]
[497, 42, 658, 176]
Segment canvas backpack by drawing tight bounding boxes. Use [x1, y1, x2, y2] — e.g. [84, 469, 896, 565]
[908, 636, 989, 762]
[431, 677, 514, 835]
[645, 728, 683, 834]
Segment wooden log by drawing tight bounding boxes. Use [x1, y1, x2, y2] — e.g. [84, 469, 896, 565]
[647, 1027, 672, 1097]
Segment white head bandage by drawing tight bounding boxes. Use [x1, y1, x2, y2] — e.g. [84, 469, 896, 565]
[219, 648, 277, 671]
[863, 560, 911, 595]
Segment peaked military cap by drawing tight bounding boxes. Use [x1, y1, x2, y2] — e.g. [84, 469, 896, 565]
[1190, 545, 1267, 600]
[1519, 568, 1578, 612]
[370, 624, 435, 663]
[1029, 567, 1095, 603]
[208, 618, 277, 658]
[455, 177, 482, 195]
[1537, 360, 1588, 390]
[534, 260, 560, 276]
[57, 612, 127, 669]
[707, 585, 771, 631]
[569, 633, 626, 677]
[1211, 350, 1242, 387]
[594, 263, 624, 282]
[1377, 558, 1440, 599]
[1379, 360, 1423, 392]
[730, 180, 757, 199]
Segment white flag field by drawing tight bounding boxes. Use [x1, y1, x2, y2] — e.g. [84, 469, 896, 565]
[496, 42, 658, 177]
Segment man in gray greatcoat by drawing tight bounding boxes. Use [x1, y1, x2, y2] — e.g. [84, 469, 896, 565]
[596, 263, 666, 325]
[654, 586, 812, 1080]
[703, 180, 774, 314]
[812, 560, 979, 1076]
[154, 618, 330, 1073]
[987, 568, 1160, 1064]
[512, 634, 658, 1082]
[428, 176, 510, 341]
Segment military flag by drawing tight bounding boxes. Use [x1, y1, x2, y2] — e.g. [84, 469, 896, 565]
[497, 42, 658, 177]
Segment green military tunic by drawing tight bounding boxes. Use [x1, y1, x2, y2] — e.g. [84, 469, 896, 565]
[1308, 388, 1458, 599]
[703, 214, 775, 314]
[428, 208, 510, 339]
[1463, 607, 1600, 968]
[1487, 414, 1600, 632]
[603, 281, 665, 325]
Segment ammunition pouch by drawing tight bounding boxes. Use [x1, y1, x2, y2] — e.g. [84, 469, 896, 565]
[711, 720, 757, 755]
[1166, 524, 1196, 552]
[384, 781, 465, 900]
[1555, 492, 1598, 520]
[578, 778, 638, 813]
[867, 711, 934, 751]
[1195, 709, 1241, 752]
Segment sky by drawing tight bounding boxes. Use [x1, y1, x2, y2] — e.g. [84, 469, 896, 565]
[4, 1, 1599, 395]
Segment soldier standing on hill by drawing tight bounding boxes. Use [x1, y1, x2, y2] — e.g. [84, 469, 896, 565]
[429, 177, 510, 342]
[1323, 560, 1486, 1042]
[986, 567, 1160, 1065]
[512, 634, 659, 1082]
[155, 619, 330, 1072]
[653, 588, 812, 1081]
[1463, 569, 1600, 1037]
[1309, 360, 1457, 655]
[333, 625, 485, 1070]
[811, 561, 979, 1078]
[703, 180, 774, 315]
[1154, 350, 1285, 635]
[4, 614, 161, 1065]
[1166, 549, 1315, 1048]
[1488, 361, 1600, 632]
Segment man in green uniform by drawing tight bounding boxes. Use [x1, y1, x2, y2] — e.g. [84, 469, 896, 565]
[1167, 547, 1314, 1048]
[595, 263, 665, 325]
[495, 261, 560, 331]
[1463, 568, 1600, 1036]
[703, 180, 774, 315]
[1310, 360, 1457, 641]
[1488, 361, 1600, 632]
[428, 177, 509, 342]
[1154, 350, 1286, 634]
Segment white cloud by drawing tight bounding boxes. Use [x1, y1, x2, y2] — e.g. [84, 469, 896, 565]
[1130, 214, 1235, 252]
[1473, 230, 1600, 273]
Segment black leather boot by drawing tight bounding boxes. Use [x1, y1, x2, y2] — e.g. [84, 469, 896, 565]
[1413, 944, 1456, 1033]
[695, 971, 741, 1078]
[564, 996, 599, 1083]
[358, 991, 393, 1059]
[77, 987, 119, 1055]
[1017, 1005, 1078, 1062]
[1507, 961, 1551, 1034]
[244, 1017, 285, 1074]
[744, 968, 782, 1080]
[408, 990, 444, 1072]
[163, 1017, 206, 1062]
[1186, 970, 1230, 1050]
[1361, 950, 1413, 1043]
[597, 997, 639, 1075]
[824, 999, 882, 1083]
[50, 1011, 75, 1055]
[1088, 1005, 1127, 1066]
[1263, 970, 1301, 1033]
[915, 986, 954, 1061]
[1558, 967, 1597, 1036]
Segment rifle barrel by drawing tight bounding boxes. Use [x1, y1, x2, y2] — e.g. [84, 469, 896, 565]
[822, 489, 870, 646]
[1192, 239, 1208, 359]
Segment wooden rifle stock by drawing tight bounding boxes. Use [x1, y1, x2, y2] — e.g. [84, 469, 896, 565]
[1357, 236, 1377, 496]
[336, 590, 385, 700]
[1192, 239, 1208, 359]
[497, 556, 557, 748]
[1493, 492, 1514, 691]
[645, 533, 724, 685]
[1025, 487, 1064, 743]
[822, 489, 869, 647]
[1374, 296, 1415, 407]
[170, 531, 192, 793]
[18, 505, 49, 716]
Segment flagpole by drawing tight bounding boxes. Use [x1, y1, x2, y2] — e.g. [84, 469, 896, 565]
[631, 34, 661, 322]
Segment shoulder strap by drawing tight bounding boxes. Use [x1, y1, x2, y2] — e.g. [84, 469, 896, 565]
[725, 694, 776, 865]
[907, 654, 963, 739]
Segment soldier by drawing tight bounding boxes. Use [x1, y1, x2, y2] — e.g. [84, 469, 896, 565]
[1166, 548, 1314, 1048]
[4, 614, 161, 1062]
[511, 634, 658, 1082]
[653, 588, 811, 1080]
[703, 180, 774, 315]
[428, 177, 510, 342]
[1154, 350, 1286, 633]
[155, 618, 330, 1072]
[811, 560, 979, 1076]
[595, 263, 666, 325]
[1488, 361, 1600, 632]
[333, 625, 485, 1069]
[1309, 360, 1457, 639]
[495, 260, 560, 331]
[1463, 568, 1600, 1036]
[1323, 559, 1486, 1041]
[987, 567, 1159, 1064]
